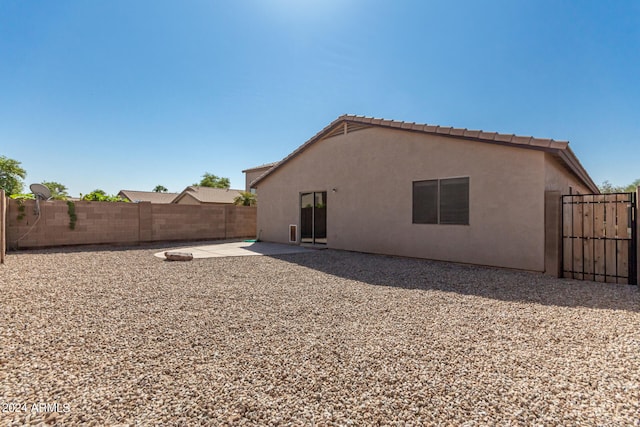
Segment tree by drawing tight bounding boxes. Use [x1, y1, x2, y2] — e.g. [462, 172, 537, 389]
[195, 172, 230, 189]
[599, 179, 640, 194]
[153, 185, 168, 193]
[81, 189, 127, 202]
[624, 178, 640, 193]
[234, 191, 256, 206]
[0, 155, 27, 195]
[598, 180, 625, 194]
[42, 181, 69, 200]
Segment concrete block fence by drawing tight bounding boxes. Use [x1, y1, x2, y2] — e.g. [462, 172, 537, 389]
[5, 199, 256, 249]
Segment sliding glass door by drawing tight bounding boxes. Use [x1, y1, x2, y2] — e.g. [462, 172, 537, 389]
[300, 191, 327, 244]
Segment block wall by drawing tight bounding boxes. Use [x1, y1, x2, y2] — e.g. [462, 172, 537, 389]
[5, 200, 256, 249]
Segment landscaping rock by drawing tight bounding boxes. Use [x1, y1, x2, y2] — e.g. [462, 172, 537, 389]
[164, 251, 193, 261]
[1, 247, 639, 425]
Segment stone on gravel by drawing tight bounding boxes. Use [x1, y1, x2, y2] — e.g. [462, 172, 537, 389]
[164, 251, 193, 261]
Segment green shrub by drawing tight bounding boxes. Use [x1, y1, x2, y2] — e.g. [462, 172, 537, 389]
[80, 189, 127, 202]
[67, 201, 77, 230]
[9, 193, 34, 200]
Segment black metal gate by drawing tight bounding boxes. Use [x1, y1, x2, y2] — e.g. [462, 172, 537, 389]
[562, 193, 637, 285]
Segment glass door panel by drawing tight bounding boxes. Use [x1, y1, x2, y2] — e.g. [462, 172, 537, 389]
[300, 193, 314, 243]
[314, 192, 327, 244]
[300, 191, 327, 244]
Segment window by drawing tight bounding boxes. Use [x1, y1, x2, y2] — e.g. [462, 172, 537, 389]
[412, 180, 438, 224]
[413, 177, 469, 225]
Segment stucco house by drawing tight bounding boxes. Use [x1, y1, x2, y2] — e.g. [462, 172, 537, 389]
[250, 114, 599, 273]
[242, 162, 277, 193]
[117, 190, 179, 204]
[172, 186, 243, 205]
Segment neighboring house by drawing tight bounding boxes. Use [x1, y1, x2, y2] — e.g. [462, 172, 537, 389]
[172, 186, 243, 205]
[242, 162, 277, 193]
[250, 114, 599, 273]
[117, 190, 179, 204]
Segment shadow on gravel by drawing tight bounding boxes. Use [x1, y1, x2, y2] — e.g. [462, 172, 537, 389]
[271, 249, 640, 312]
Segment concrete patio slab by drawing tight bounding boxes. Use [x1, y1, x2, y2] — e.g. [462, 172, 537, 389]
[154, 241, 314, 259]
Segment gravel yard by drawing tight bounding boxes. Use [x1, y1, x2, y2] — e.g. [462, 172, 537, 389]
[1, 246, 639, 426]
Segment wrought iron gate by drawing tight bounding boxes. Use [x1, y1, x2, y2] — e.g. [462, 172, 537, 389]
[562, 193, 637, 285]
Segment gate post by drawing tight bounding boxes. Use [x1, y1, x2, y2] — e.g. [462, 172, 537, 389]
[1, 189, 6, 264]
[544, 191, 562, 277]
[636, 186, 639, 285]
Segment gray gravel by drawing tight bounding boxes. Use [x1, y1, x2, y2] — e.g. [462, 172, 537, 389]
[1, 246, 639, 426]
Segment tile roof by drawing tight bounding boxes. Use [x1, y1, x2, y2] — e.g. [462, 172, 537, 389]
[173, 186, 243, 204]
[117, 190, 179, 204]
[250, 114, 598, 193]
[242, 162, 277, 173]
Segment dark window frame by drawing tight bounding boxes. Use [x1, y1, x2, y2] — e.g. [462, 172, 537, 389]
[412, 177, 470, 225]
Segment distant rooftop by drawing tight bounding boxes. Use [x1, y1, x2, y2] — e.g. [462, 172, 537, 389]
[117, 190, 179, 204]
[173, 186, 243, 204]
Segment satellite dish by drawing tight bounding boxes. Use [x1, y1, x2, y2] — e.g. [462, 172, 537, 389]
[29, 183, 52, 216]
[30, 183, 52, 200]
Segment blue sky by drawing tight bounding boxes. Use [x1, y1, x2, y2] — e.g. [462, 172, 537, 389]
[1, 0, 638, 196]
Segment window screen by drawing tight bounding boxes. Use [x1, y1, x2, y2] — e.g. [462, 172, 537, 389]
[412, 180, 438, 224]
[439, 177, 469, 225]
[413, 177, 469, 225]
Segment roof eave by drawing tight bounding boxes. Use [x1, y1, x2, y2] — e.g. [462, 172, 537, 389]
[242, 162, 278, 173]
[251, 115, 350, 187]
[251, 114, 599, 193]
[557, 147, 600, 194]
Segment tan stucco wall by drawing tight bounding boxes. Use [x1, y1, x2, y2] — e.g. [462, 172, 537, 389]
[245, 167, 272, 192]
[544, 153, 591, 195]
[257, 127, 548, 271]
[174, 194, 200, 205]
[174, 194, 232, 206]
